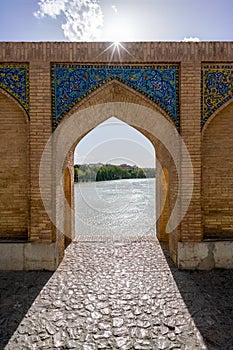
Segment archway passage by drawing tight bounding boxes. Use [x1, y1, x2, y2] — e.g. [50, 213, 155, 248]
[54, 80, 180, 263]
[202, 101, 233, 238]
[0, 90, 29, 241]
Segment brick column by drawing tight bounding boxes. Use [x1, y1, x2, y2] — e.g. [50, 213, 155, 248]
[180, 61, 203, 242]
[29, 61, 53, 243]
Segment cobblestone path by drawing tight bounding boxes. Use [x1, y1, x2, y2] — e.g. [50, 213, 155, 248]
[1, 239, 233, 349]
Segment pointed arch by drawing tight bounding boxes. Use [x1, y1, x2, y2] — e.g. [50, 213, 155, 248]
[40, 99, 193, 266]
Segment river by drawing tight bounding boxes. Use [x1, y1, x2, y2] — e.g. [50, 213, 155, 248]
[74, 178, 156, 241]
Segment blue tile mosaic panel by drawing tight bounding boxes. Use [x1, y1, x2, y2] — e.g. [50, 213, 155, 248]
[51, 64, 179, 129]
[202, 65, 233, 127]
[0, 64, 29, 115]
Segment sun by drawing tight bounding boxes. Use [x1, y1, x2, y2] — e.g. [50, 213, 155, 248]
[103, 16, 135, 43]
[113, 41, 120, 47]
[96, 25, 135, 61]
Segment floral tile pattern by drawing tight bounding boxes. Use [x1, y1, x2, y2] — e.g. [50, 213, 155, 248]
[0, 64, 29, 115]
[202, 65, 233, 127]
[51, 64, 179, 129]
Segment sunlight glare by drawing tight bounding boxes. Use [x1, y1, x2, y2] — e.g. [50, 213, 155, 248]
[105, 17, 135, 43]
[95, 20, 136, 61]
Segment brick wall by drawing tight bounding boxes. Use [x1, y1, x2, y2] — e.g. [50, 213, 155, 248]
[29, 62, 53, 243]
[0, 91, 28, 239]
[202, 101, 233, 237]
[180, 62, 202, 242]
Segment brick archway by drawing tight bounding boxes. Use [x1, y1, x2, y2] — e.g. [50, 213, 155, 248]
[1, 41, 233, 270]
[51, 82, 185, 264]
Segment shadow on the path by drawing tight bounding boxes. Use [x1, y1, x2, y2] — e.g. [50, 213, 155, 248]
[0, 271, 53, 350]
[160, 243, 233, 350]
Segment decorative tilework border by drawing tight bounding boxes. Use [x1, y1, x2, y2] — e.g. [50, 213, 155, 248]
[202, 65, 233, 127]
[0, 63, 29, 116]
[51, 64, 180, 130]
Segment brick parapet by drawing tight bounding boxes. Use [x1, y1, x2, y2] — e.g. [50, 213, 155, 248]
[1, 42, 233, 63]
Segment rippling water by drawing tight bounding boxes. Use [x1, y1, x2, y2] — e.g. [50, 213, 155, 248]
[75, 178, 156, 241]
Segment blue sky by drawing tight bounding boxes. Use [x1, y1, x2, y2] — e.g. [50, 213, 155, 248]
[1, 0, 233, 42]
[75, 117, 155, 168]
[1, 0, 233, 166]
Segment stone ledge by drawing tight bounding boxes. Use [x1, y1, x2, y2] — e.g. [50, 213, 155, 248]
[0, 242, 58, 271]
[178, 241, 233, 270]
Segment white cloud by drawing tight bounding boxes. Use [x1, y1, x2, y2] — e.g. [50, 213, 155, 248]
[183, 36, 201, 42]
[34, 0, 104, 41]
[33, 0, 66, 18]
[111, 5, 118, 13]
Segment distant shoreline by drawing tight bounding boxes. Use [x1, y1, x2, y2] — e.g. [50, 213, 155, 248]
[74, 163, 155, 183]
[74, 177, 156, 184]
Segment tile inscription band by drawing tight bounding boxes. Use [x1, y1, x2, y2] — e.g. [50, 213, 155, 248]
[1, 63, 233, 129]
[51, 64, 180, 129]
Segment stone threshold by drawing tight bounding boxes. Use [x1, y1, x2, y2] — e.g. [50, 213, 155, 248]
[178, 240, 233, 270]
[1, 239, 233, 271]
[0, 242, 58, 271]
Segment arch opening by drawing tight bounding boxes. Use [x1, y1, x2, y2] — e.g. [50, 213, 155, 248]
[73, 117, 157, 242]
[55, 109, 180, 256]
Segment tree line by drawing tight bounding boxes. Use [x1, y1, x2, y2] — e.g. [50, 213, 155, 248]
[74, 164, 155, 182]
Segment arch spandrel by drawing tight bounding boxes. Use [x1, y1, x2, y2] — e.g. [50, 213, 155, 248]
[56, 79, 177, 135]
[202, 64, 233, 128]
[0, 63, 29, 117]
[202, 95, 233, 133]
[51, 63, 180, 130]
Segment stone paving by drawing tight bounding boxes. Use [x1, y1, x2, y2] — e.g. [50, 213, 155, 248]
[1, 239, 233, 350]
